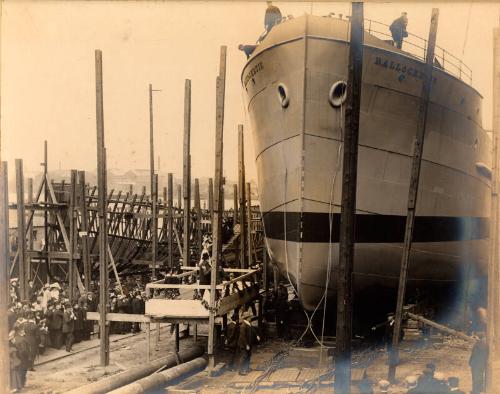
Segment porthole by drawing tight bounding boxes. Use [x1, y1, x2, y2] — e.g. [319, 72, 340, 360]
[277, 83, 290, 108]
[329, 80, 347, 107]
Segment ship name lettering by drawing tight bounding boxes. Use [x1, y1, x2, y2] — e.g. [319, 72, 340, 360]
[244, 62, 264, 87]
[373, 56, 435, 84]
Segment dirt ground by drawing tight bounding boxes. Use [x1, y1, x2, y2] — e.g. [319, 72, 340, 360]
[17, 325, 499, 394]
[21, 324, 196, 394]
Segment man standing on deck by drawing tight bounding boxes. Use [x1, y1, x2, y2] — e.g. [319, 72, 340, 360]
[389, 12, 408, 49]
[469, 332, 488, 394]
[264, 1, 282, 32]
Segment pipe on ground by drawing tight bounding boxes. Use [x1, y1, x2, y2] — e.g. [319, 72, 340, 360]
[108, 357, 207, 394]
[66, 345, 204, 394]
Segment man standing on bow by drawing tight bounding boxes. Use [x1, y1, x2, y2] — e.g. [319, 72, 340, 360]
[389, 12, 408, 49]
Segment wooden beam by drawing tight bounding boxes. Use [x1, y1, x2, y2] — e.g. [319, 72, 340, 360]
[95, 49, 110, 366]
[0, 162, 11, 394]
[335, 3, 364, 393]
[168, 173, 174, 270]
[388, 8, 439, 382]
[152, 174, 158, 279]
[16, 159, 28, 300]
[208, 45, 226, 369]
[183, 79, 191, 267]
[27, 178, 34, 280]
[238, 125, 246, 269]
[69, 170, 77, 304]
[194, 178, 202, 256]
[246, 182, 253, 267]
[208, 178, 214, 226]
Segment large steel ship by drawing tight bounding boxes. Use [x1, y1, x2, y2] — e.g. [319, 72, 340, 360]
[241, 15, 491, 311]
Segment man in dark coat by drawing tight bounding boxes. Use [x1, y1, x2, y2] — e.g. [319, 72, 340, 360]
[264, 1, 282, 32]
[73, 303, 85, 343]
[23, 313, 40, 371]
[389, 12, 408, 49]
[62, 303, 76, 352]
[469, 333, 488, 394]
[47, 302, 64, 349]
[9, 330, 22, 392]
[14, 324, 30, 389]
[235, 310, 253, 375]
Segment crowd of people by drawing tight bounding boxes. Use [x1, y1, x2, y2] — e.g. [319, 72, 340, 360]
[7, 277, 147, 392]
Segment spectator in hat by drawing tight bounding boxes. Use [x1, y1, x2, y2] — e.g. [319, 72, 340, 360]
[41, 283, 51, 312]
[73, 302, 85, 343]
[9, 330, 22, 392]
[13, 323, 30, 389]
[46, 302, 64, 349]
[23, 312, 40, 371]
[62, 302, 76, 352]
[49, 283, 61, 301]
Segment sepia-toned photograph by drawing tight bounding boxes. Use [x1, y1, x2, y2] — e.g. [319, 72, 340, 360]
[1, 1, 500, 393]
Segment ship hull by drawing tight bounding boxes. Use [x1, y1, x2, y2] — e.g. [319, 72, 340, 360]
[242, 15, 491, 311]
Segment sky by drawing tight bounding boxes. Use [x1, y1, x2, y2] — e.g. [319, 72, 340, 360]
[1, 1, 499, 185]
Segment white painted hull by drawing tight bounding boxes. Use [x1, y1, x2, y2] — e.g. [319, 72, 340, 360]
[241, 15, 491, 311]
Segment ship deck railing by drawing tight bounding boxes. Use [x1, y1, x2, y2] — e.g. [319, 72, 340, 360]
[269, 14, 472, 85]
[363, 17, 472, 85]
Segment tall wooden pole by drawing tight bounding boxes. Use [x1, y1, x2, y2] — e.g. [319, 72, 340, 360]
[149, 84, 160, 279]
[168, 173, 174, 270]
[69, 170, 77, 304]
[16, 159, 27, 300]
[246, 182, 253, 267]
[195, 179, 202, 255]
[487, 22, 500, 392]
[208, 178, 214, 225]
[95, 49, 109, 366]
[43, 141, 49, 282]
[183, 80, 192, 267]
[177, 184, 182, 210]
[152, 174, 158, 279]
[334, 3, 363, 393]
[388, 8, 439, 382]
[79, 171, 91, 291]
[208, 46, 226, 369]
[0, 162, 11, 393]
[27, 178, 34, 282]
[238, 126, 247, 269]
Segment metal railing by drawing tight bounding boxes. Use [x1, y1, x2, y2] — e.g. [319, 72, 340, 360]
[362, 17, 472, 85]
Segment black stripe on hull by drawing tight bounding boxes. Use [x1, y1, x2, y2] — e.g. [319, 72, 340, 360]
[263, 211, 489, 243]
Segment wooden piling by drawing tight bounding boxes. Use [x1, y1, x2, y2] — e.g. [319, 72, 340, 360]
[183, 79, 191, 267]
[79, 171, 91, 291]
[195, 179, 202, 255]
[168, 173, 174, 270]
[208, 178, 214, 225]
[27, 178, 34, 282]
[0, 162, 11, 394]
[388, 8, 439, 382]
[208, 46, 226, 369]
[152, 174, 158, 279]
[335, 3, 364, 392]
[95, 49, 109, 366]
[246, 182, 253, 267]
[177, 184, 182, 210]
[16, 159, 27, 300]
[69, 170, 77, 303]
[238, 126, 246, 269]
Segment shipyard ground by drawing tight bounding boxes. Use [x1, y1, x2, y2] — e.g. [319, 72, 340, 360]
[18, 323, 500, 394]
